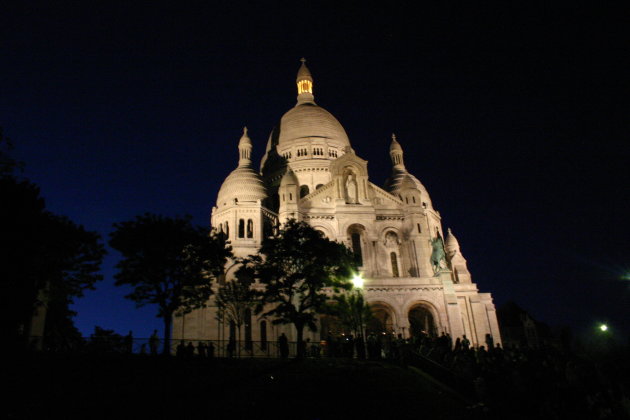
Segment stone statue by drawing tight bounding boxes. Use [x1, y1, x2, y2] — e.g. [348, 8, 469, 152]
[429, 236, 447, 274]
[345, 173, 358, 204]
[385, 231, 398, 248]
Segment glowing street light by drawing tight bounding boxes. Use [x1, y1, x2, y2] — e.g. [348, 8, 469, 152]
[351, 274, 364, 289]
[599, 324, 608, 332]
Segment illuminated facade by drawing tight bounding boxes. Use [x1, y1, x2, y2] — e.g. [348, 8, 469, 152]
[173, 59, 501, 348]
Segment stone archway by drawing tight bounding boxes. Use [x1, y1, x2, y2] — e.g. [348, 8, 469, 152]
[367, 302, 396, 335]
[408, 304, 437, 337]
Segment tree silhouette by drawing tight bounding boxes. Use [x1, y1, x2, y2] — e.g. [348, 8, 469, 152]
[1, 130, 105, 350]
[110, 214, 232, 354]
[325, 289, 373, 339]
[214, 270, 257, 356]
[250, 220, 356, 358]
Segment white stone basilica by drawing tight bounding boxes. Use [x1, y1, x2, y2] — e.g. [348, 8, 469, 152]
[173, 59, 501, 348]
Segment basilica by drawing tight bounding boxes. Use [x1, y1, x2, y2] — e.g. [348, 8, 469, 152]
[173, 59, 501, 349]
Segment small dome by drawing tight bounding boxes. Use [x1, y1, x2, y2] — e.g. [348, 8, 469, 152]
[216, 167, 267, 207]
[280, 168, 299, 186]
[276, 103, 350, 148]
[390, 134, 402, 152]
[400, 174, 417, 190]
[445, 228, 461, 254]
[385, 168, 433, 208]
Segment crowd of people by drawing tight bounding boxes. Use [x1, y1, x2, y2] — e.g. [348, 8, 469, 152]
[31, 327, 630, 418]
[359, 331, 630, 420]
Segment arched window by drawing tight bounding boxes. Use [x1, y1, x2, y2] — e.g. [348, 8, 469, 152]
[247, 219, 253, 238]
[316, 184, 324, 190]
[225, 222, 229, 237]
[300, 185, 310, 198]
[238, 219, 245, 238]
[417, 223, 422, 233]
[412, 196, 416, 203]
[260, 321, 267, 350]
[390, 252, 399, 277]
[289, 193, 293, 201]
[351, 233, 363, 266]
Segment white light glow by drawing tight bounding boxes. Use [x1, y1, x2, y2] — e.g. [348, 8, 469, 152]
[352, 274, 364, 289]
[599, 324, 608, 332]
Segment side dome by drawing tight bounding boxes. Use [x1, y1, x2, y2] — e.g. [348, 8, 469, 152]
[385, 169, 433, 209]
[216, 128, 267, 207]
[276, 103, 350, 148]
[216, 167, 267, 207]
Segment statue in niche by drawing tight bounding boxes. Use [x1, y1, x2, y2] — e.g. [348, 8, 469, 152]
[345, 172, 358, 204]
[429, 236, 447, 274]
[385, 231, 398, 248]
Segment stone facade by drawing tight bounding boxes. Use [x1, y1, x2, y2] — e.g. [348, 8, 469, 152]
[173, 59, 501, 347]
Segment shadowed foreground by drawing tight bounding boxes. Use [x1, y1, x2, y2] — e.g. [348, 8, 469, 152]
[8, 355, 469, 419]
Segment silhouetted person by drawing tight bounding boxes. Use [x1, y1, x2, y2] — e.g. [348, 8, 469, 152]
[326, 333, 336, 357]
[454, 337, 462, 352]
[176, 340, 186, 358]
[344, 334, 355, 358]
[309, 339, 320, 357]
[356, 335, 366, 359]
[375, 335, 383, 359]
[149, 330, 159, 356]
[124, 331, 133, 354]
[197, 341, 207, 358]
[278, 333, 289, 359]
[367, 333, 376, 360]
[227, 338, 236, 358]
[462, 334, 470, 350]
[186, 341, 195, 358]
[207, 342, 215, 359]
[485, 333, 494, 350]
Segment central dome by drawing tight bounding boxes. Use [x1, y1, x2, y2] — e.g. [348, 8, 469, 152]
[276, 102, 350, 147]
[260, 59, 352, 177]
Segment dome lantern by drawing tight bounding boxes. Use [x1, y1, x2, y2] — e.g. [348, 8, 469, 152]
[389, 133, 405, 168]
[296, 58, 315, 104]
[238, 126, 253, 168]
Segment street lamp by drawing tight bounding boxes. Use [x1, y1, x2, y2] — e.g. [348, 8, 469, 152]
[599, 324, 608, 332]
[351, 274, 364, 289]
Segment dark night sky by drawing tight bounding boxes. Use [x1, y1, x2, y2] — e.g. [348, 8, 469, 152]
[1, 2, 628, 339]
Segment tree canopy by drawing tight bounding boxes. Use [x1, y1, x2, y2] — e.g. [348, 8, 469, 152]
[251, 219, 357, 358]
[324, 289, 373, 339]
[1, 130, 105, 349]
[110, 213, 232, 354]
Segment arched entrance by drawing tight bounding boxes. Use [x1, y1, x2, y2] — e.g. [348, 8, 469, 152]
[408, 304, 437, 337]
[367, 303, 395, 335]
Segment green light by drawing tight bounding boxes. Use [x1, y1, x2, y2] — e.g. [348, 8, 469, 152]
[599, 324, 608, 332]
